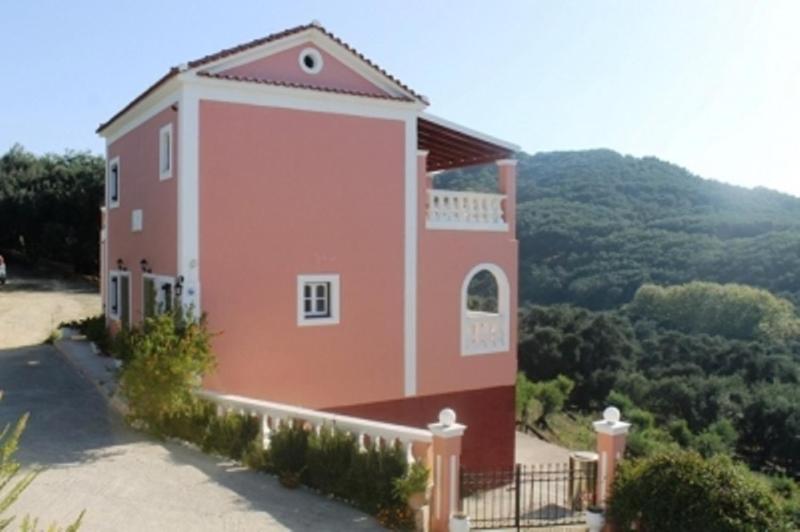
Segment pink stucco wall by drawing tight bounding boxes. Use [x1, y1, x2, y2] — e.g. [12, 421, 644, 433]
[106, 107, 178, 324]
[415, 155, 518, 396]
[219, 43, 388, 96]
[198, 100, 406, 408]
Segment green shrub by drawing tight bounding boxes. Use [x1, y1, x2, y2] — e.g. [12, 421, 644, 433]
[202, 412, 260, 461]
[157, 399, 216, 446]
[608, 450, 786, 531]
[392, 460, 429, 501]
[269, 423, 309, 481]
[118, 310, 215, 433]
[347, 443, 407, 514]
[306, 427, 357, 497]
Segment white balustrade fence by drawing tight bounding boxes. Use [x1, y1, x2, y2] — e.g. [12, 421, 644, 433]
[462, 311, 509, 356]
[196, 390, 432, 464]
[426, 190, 508, 231]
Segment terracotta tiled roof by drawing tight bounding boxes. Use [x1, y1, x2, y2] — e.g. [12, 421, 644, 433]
[197, 72, 414, 102]
[97, 22, 425, 134]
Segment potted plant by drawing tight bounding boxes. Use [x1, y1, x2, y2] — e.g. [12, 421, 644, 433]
[585, 504, 605, 532]
[392, 460, 430, 510]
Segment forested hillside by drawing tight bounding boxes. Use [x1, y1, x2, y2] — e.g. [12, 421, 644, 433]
[438, 149, 800, 309]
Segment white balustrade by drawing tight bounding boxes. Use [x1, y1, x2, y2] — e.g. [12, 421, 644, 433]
[197, 390, 432, 463]
[462, 311, 509, 355]
[426, 190, 508, 231]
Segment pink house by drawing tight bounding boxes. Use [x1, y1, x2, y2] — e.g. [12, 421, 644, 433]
[98, 22, 519, 471]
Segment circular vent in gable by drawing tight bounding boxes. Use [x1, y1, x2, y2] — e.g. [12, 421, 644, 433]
[298, 47, 324, 74]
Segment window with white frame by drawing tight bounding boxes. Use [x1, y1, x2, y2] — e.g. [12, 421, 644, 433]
[108, 157, 120, 208]
[297, 274, 340, 326]
[159, 124, 173, 180]
[143, 274, 175, 318]
[131, 209, 143, 232]
[108, 270, 130, 325]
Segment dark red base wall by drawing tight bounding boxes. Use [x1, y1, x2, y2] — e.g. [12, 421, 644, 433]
[325, 385, 515, 471]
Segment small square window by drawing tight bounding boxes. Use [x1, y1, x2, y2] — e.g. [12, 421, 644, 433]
[159, 124, 173, 180]
[297, 274, 339, 326]
[108, 157, 120, 208]
[131, 209, 143, 232]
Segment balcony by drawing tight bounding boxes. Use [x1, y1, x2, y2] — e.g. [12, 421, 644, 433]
[462, 311, 509, 356]
[426, 190, 509, 231]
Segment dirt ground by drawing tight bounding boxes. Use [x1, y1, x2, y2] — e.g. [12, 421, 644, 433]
[0, 274, 100, 349]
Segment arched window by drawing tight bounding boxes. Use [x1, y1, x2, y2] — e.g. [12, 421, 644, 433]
[461, 263, 510, 355]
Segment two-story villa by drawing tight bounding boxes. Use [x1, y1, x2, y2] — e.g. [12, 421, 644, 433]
[98, 22, 519, 470]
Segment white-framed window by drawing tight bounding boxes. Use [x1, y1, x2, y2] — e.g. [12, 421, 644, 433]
[298, 47, 324, 74]
[131, 209, 143, 232]
[159, 124, 173, 180]
[108, 270, 131, 326]
[297, 274, 340, 326]
[108, 157, 120, 208]
[142, 274, 175, 318]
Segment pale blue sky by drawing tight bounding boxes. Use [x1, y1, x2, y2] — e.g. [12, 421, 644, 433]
[2, 1, 799, 196]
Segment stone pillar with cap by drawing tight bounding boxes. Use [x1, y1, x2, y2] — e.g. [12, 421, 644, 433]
[593, 406, 631, 509]
[428, 408, 466, 532]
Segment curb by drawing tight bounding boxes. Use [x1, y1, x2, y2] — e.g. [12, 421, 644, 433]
[52, 334, 128, 417]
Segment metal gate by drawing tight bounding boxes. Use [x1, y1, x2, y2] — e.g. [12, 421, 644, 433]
[460, 461, 597, 529]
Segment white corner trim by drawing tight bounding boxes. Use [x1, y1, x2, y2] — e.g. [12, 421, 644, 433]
[159, 123, 174, 180]
[449, 455, 458, 515]
[403, 116, 418, 397]
[177, 86, 201, 314]
[296, 274, 341, 327]
[460, 263, 511, 356]
[107, 156, 120, 209]
[496, 159, 517, 167]
[182, 74, 423, 120]
[298, 47, 324, 74]
[435, 455, 442, 520]
[100, 82, 180, 144]
[420, 111, 520, 151]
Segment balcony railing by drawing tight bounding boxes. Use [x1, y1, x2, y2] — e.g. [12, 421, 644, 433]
[462, 311, 509, 355]
[426, 190, 509, 231]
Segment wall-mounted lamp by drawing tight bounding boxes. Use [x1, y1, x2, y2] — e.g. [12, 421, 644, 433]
[175, 275, 184, 297]
[116, 258, 126, 271]
[140, 259, 152, 273]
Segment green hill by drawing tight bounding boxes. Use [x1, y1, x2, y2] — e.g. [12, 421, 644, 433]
[437, 149, 800, 309]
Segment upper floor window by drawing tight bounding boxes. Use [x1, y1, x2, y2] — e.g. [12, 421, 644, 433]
[108, 157, 120, 208]
[461, 264, 510, 356]
[159, 124, 173, 180]
[297, 274, 340, 326]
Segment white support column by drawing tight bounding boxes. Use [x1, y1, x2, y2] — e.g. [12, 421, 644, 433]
[177, 84, 201, 315]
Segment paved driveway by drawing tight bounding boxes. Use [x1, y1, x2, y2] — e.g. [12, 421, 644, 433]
[0, 344, 382, 531]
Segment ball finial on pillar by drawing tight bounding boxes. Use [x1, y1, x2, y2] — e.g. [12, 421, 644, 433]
[603, 406, 621, 423]
[438, 408, 457, 426]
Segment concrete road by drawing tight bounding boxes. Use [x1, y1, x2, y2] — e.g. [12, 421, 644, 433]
[0, 344, 382, 531]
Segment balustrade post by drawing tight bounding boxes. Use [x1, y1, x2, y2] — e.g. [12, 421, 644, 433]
[496, 159, 517, 236]
[428, 408, 466, 532]
[593, 407, 630, 531]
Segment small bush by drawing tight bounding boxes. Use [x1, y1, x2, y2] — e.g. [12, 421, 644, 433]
[608, 450, 786, 531]
[347, 443, 407, 515]
[157, 399, 215, 445]
[306, 427, 357, 497]
[202, 412, 260, 461]
[269, 423, 309, 481]
[118, 310, 215, 433]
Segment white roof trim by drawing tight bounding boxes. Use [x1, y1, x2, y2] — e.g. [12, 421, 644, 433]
[197, 28, 421, 103]
[420, 111, 520, 152]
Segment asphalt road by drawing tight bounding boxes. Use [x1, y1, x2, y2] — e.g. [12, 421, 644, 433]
[0, 314, 381, 531]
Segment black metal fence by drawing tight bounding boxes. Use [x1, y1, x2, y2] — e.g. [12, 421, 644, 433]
[461, 462, 597, 529]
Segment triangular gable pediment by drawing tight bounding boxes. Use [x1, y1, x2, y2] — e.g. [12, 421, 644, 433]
[190, 24, 424, 102]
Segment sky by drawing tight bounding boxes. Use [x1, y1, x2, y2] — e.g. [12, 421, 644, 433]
[2, 1, 799, 196]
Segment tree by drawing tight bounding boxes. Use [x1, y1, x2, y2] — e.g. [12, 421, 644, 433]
[608, 451, 785, 531]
